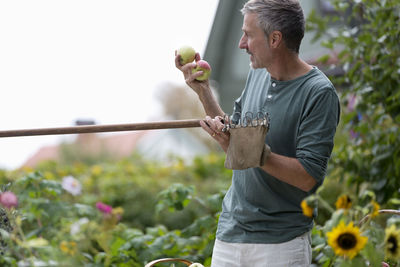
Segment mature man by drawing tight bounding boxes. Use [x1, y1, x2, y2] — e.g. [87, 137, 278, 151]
[175, 0, 340, 266]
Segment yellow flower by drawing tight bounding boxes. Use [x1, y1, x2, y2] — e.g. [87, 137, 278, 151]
[91, 165, 103, 176]
[206, 153, 218, 164]
[335, 194, 352, 210]
[384, 224, 400, 260]
[59, 241, 68, 253]
[301, 199, 313, 218]
[370, 200, 380, 218]
[43, 171, 55, 180]
[110, 207, 124, 223]
[22, 166, 33, 173]
[112, 207, 124, 216]
[327, 221, 368, 259]
[59, 241, 77, 256]
[173, 160, 185, 172]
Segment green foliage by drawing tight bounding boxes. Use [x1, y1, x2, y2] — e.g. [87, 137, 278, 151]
[59, 141, 115, 166]
[305, 190, 400, 266]
[306, 0, 400, 265]
[0, 153, 229, 266]
[156, 183, 195, 212]
[307, 0, 400, 202]
[2, 1, 399, 265]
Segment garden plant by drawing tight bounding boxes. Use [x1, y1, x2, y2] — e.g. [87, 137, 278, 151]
[1, 0, 400, 266]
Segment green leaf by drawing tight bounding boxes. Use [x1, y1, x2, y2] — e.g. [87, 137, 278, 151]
[0, 228, 10, 242]
[110, 237, 126, 256]
[361, 241, 384, 266]
[318, 54, 331, 64]
[23, 237, 49, 248]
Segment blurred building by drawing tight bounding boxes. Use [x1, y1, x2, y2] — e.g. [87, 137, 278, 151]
[135, 129, 210, 162]
[22, 120, 146, 167]
[22, 120, 209, 168]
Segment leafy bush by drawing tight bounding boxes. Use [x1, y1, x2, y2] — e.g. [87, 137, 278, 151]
[0, 153, 230, 266]
[307, 0, 400, 202]
[306, 0, 400, 265]
[1, 1, 400, 266]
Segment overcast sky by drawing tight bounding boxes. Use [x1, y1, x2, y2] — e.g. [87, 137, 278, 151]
[0, 0, 218, 169]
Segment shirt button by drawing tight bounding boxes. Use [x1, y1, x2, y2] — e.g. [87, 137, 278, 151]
[272, 82, 276, 87]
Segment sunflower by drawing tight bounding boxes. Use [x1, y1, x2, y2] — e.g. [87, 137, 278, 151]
[384, 224, 400, 260]
[370, 200, 380, 218]
[335, 194, 352, 210]
[301, 199, 313, 218]
[327, 221, 368, 259]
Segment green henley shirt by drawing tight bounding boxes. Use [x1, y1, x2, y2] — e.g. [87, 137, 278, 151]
[216, 67, 340, 244]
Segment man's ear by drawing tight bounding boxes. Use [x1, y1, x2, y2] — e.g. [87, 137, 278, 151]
[269, 31, 282, 48]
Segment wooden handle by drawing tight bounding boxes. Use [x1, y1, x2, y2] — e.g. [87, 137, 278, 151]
[358, 209, 400, 226]
[0, 119, 202, 138]
[144, 258, 193, 267]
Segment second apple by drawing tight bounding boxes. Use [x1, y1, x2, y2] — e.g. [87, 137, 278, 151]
[192, 60, 211, 81]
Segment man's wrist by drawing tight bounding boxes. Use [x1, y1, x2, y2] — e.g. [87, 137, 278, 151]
[260, 144, 271, 166]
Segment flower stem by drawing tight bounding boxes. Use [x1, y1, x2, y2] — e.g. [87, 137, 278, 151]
[317, 195, 335, 213]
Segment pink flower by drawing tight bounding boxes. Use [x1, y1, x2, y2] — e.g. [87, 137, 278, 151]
[96, 202, 112, 214]
[0, 191, 18, 209]
[347, 94, 357, 112]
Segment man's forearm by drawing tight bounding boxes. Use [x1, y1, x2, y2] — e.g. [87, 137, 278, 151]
[260, 152, 316, 192]
[198, 87, 225, 118]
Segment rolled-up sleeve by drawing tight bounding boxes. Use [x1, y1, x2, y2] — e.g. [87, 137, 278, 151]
[296, 88, 340, 186]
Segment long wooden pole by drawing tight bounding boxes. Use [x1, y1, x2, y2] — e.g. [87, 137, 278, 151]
[0, 119, 202, 138]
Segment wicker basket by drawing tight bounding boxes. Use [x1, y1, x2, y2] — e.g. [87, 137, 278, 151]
[145, 258, 193, 267]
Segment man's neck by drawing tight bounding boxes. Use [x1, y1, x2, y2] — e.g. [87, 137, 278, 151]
[267, 52, 312, 81]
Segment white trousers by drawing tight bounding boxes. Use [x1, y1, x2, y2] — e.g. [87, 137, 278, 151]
[210, 231, 312, 267]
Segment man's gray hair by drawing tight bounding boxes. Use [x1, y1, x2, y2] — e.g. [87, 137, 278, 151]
[241, 0, 305, 53]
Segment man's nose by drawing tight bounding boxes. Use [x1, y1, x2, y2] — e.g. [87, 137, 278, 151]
[238, 34, 247, 49]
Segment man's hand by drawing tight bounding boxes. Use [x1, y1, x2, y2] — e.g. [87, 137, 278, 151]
[200, 116, 230, 152]
[174, 50, 225, 119]
[175, 51, 210, 96]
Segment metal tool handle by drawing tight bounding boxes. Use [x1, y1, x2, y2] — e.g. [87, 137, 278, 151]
[0, 119, 201, 138]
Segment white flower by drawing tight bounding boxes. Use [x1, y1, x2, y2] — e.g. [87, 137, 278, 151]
[18, 259, 58, 267]
[62, 176, 82, 196]
[70, 217, 89, 235]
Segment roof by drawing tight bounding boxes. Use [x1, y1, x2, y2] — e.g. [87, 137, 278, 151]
[21, 131, 147, 168]
[135, 128, 210, 162]
[21, 128, 210, 168]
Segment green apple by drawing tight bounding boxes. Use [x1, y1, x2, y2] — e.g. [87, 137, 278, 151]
[189, 263, 204, 267]
[177, 45, 196, 65]
[192, 60, 211, 81]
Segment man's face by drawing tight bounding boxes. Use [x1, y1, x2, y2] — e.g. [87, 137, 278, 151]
[238, 13, 270, 69]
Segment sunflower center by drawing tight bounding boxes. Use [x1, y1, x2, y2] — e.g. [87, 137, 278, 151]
[338, 233, 357, 250]
[388, 236, 398, 253]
